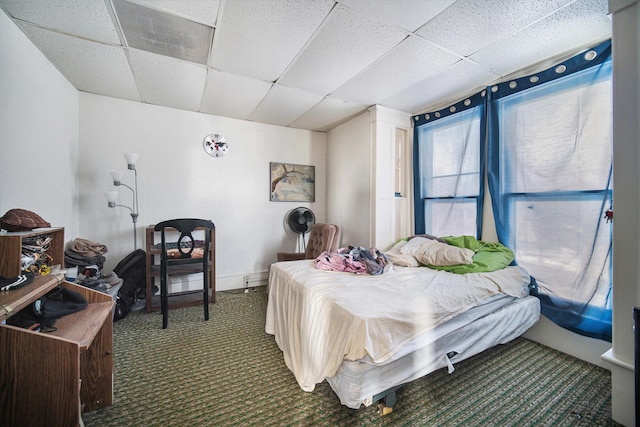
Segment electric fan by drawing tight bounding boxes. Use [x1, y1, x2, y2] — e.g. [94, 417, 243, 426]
[285, 207, 316, 251]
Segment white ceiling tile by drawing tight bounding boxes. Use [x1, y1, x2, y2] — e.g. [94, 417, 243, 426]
[0, 0, 120, 44]
[0, 0, 613, 132]
[469, 0, 611, 77]
[128, 49, 206, 111]
[18, 23, 140, 101]
[113, 0, 213, 65]
[200, 69, 273, 119]
[128, 0, 220, 26]
[416, 0, 573, 57]
[249, 84, 324, 127]
[332, 36, 460, 106]
[339, 0, 456, 32]
[211, 0, 333, 81]
[382, 60, 498, 114]
[278, 3, 408, 95]
[289, 97, 367, 132]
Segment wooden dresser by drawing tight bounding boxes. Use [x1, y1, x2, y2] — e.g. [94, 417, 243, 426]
[0, 274, 114, 427]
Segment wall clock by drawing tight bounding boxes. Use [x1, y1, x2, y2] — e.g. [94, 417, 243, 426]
[203, 133, 228, 157]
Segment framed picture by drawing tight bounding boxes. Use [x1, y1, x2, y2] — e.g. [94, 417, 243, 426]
[270, 162, 315, 202]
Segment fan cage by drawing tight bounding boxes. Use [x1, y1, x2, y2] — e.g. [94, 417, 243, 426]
[286, 207, 315, 252]
[287, 208, 315, 235]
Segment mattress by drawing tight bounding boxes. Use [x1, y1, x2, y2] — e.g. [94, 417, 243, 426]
[326, 295, 540, 409]
[265, 259, 534, 393]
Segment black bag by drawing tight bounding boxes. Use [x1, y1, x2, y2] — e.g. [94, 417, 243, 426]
[7, 285, 88, 330]
[112, 249, 146, 321]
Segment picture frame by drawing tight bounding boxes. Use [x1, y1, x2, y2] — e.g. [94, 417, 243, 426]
[270, 162, 315, 202]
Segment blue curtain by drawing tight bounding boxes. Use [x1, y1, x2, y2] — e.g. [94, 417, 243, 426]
[413, 91, 486, 237]
[486, 40, 612, 341]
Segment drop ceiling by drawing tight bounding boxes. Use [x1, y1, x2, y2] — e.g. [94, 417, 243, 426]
[0, 0, 612, 132]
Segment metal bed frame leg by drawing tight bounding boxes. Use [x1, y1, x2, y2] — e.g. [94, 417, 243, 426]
[374, 385, 402, 416]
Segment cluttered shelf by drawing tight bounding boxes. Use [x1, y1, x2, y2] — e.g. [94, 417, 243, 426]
[0, 227, 64, 278]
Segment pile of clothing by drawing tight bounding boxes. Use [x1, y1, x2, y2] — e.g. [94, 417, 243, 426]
[64, 238, 121, 294]
[64, 238, 108, 270]
[315, 246, 393, 275]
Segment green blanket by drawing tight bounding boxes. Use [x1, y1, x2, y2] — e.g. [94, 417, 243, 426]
[426, 235, 514, 274]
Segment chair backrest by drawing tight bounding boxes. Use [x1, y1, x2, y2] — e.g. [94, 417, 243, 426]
[154, 218, 214, 263]
[304, 223, 341, 259]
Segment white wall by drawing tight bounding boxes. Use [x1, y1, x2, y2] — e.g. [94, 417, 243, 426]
[0, 9, 79, 237]
[78, 93, 326, 290]
[326, 111, 371, 247]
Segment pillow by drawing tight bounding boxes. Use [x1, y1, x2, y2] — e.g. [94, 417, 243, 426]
[409, 233, 448, 244]
[0, 209, 51, 231]
[384, 240, 419, 267]
[414, 239, 475, 266]
[398, 236, 430, 256]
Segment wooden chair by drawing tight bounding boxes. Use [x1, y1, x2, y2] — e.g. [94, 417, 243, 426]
[277, 223, 341, 262]
[154, 218, 214, 329]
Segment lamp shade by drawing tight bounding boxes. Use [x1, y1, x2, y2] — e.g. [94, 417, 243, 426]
[110, 170, 124, 185]
[105, 190, 119, 207]
[125, 153, 139, 170]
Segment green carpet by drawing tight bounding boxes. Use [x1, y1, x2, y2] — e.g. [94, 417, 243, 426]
[82, 287, 620, 426]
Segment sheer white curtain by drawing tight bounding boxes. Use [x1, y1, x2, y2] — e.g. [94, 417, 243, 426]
[487, 41, 612, 341]
[413, 93, 485, 238]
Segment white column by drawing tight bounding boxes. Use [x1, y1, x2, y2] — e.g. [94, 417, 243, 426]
[605, 1, 640, 426]
[368, 105, 412, 250]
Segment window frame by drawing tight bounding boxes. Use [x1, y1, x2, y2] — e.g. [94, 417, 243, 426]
[413, 97, 486, 237]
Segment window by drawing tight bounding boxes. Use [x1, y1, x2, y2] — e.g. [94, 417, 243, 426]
[413, 100, 485, 237]
[412, 40, 612, 341]
[487, 43, 612, 341]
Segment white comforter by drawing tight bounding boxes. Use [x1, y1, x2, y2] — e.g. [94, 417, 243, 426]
[265, 260, 531, 392]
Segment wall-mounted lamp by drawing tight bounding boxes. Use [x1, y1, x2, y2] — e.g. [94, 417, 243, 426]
[105, 153, 140, 249]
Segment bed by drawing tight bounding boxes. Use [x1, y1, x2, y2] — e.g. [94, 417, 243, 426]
[265, 240, 540, 412]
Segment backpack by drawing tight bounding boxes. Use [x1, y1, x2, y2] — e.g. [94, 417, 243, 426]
[112, 249, 146, 321]
[7, 285, 88, 330]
